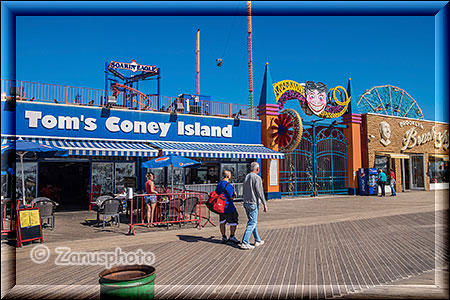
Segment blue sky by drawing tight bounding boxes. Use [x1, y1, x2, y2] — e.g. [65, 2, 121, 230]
[15, 12, 445, 121]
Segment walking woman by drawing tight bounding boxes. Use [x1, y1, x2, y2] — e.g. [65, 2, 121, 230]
[145, 172, 158, 227]
[389, 168, 397, 196]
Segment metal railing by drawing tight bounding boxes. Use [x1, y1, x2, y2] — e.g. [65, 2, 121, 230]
[185, 183, 243, 200]
[127, 191, 214, 235]
[1, 198, 14, 237]
[1, 79, 257, 120]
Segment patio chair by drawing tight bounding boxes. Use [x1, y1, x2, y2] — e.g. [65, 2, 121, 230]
[89, 184, 102, 211]
[182, 197, 199, 221]
[95, 195, 114, 207]
[31, 197, 58, 230]
[165, 198, 183, 229]
[95, 195, 114, 225]
[98, 198, 122, 229]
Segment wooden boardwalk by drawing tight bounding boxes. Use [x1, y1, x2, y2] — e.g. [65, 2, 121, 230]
[1, 190, 448, 299]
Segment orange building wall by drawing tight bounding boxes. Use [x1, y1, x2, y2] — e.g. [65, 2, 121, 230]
[259, 114, 280, 193]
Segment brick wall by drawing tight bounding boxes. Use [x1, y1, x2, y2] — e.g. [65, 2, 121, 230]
[364, 113, 449, 191]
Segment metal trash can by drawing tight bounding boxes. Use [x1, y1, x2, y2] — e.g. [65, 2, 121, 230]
[99, 265, 156, 299]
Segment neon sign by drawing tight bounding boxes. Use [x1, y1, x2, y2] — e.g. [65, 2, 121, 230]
[108, 59, 158, 73]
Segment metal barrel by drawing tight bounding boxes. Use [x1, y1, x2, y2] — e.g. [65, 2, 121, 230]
[99, 265, 156, 299]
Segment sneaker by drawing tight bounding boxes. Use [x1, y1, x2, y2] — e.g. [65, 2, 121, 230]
[228, 236, 240, 244]
[240, 243, 255, 250]
[254, 240, 265, 247]
[221, 236, 228, 244]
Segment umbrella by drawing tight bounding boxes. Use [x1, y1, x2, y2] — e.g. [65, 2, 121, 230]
[3, 139, 68, 206]
[141, 154, 201, 192]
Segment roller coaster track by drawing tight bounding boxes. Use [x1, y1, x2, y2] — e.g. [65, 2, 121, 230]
[111, 83, 152, 109]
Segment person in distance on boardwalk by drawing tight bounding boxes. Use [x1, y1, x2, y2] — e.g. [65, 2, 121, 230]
[377, 169, 387, 197]
[389, 168, 397, 196]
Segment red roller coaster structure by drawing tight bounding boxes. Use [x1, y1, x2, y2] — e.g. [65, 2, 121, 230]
[111, 83, 152, 110]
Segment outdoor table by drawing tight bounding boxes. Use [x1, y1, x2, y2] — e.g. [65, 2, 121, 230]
[113, 194, 126, 213]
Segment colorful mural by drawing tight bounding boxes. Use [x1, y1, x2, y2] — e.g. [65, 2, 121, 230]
[272, 80, 351, 119]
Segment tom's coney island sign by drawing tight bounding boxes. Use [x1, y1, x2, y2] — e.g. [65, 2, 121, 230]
[399, 122, 449, 151]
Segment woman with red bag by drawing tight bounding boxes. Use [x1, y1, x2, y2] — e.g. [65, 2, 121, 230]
[215, 170, 239, 245]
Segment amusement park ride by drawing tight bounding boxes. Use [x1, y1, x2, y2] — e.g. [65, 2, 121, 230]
[356, 84, 424, 119]
[105, 59, 160, 110]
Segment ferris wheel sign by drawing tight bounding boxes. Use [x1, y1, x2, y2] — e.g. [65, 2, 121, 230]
[108, 59, 158, 73]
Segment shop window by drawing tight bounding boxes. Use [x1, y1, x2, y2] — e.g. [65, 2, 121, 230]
[167, 165, 185, 188]
[115, 162, 136, 194]
[221, 163, 237, 183]
[147, 167, 164, 187]
[236, 163, 249, 183]
[374, 155, 388, 173]
[185, 164, 219, 185]
[429, 158, 449, 184]
[1, 172, 9, 199]
[16, 161, 37, 201]
[92, 162, 114, 195]
[196, 169, 208, 184]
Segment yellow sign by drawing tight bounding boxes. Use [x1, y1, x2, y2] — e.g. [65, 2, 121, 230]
[19, 209, 41, 228]
[30, 210, 41, 226]
[19, 211, 31, 228]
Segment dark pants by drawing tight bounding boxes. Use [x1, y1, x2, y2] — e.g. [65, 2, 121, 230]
[378, 181, 386, 196]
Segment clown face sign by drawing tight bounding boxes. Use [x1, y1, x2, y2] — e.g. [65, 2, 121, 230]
[305, 81, 327, 115]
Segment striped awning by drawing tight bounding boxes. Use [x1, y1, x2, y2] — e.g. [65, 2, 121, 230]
[148, 141, 284, 159]
[429, 153, 449, 161]
[2, 136, 158, 157]
[376, 151, 410, 159]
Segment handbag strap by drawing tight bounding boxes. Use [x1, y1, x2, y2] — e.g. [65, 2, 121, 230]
[216, 182, 230, 195]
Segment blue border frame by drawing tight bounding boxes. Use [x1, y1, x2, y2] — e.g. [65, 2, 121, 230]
[1, 1, 448, 124]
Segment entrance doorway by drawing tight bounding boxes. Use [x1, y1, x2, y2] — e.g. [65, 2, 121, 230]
[279, 126, 348, 196]
[411, 154, 425, 189]
[402, 158, 410, 190]
[38, 162, 91, 210]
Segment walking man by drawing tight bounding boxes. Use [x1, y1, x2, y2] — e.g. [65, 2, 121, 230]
[389, 168, 397, 196]
[240, 162, 267, 250]
[377, 168, 387, 197]
[216, 170, 240, 244]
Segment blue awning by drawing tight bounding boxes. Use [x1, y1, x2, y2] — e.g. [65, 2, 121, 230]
[2, 136, 158, 157]
[148, 141, 284, 159]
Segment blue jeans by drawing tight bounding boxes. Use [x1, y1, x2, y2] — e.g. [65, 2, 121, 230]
[390, 179, 396, 196]
[242, 203, 262, 245]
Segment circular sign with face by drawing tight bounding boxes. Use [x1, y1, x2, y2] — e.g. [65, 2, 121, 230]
[305, 81, 327, 115]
